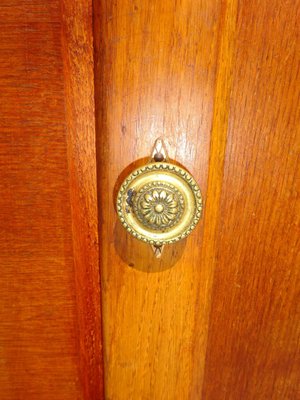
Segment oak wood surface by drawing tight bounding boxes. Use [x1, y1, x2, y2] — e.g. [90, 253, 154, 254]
[0, 1, 103, 399]
[94, 0, 300, 399]
[191, 0, 239, 396]
[61, 0, 104, 397]
[1, 0, 299, 398]
[93, 0, 223, 398]
[202, 0, 300, 399]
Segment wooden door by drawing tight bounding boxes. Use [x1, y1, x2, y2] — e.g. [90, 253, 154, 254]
[94, 0, 300, 399]
[1, 0, 299, 399]
[0, 1, 104, 399]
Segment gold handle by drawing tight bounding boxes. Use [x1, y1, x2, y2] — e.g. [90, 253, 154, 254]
[116, 140, 203, 257]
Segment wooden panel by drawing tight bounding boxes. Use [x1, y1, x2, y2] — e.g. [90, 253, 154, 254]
[61, 0, 104, 398]
[93, 0, 223, 398]
[190, 0, 238, 396]
[202, 0, 300, 398]
[0, 1, 103, 399]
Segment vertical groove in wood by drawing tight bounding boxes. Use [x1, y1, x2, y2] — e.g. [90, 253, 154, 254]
[61, 1, 104, 399]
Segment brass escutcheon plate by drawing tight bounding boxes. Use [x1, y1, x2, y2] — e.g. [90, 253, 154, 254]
[116, 162, 203, 247]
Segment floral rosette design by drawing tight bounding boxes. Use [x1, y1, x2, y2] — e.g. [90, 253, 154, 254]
[134, 182, 184, 230]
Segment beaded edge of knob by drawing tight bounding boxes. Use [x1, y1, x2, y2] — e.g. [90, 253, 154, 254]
[116, 162, 203, 246]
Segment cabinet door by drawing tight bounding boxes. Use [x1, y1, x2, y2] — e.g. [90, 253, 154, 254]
[0, 1, 103, 399]
[94, 0, 300, 399]
[1, 1, 299, 399]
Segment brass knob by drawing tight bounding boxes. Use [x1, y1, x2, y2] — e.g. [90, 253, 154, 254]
[116, 141, 203, 256]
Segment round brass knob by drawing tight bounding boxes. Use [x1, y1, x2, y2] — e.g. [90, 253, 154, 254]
[116, 161, 203, 251]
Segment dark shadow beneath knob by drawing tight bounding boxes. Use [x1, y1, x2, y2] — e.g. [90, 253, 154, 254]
[113, 220, 186, 273]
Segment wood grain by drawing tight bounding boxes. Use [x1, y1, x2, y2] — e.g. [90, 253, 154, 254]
[190, 0, 239, 396]
[61, 0, 104, 398]
[94, 0, 300, 398]
[2, 0, 298, 398]
[202, 0, 300, 398]
[0, 1, 103, 398]
[93, 0, 222, 398]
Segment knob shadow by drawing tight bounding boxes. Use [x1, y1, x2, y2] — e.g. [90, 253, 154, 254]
[113, 220, 186, 273]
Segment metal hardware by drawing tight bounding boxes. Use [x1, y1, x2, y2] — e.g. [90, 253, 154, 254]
[151, 138, 168, 162]
[116, 139, 203, 257]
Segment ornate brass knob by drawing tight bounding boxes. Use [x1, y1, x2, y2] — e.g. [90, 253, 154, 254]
[116, 140, 203, 257]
